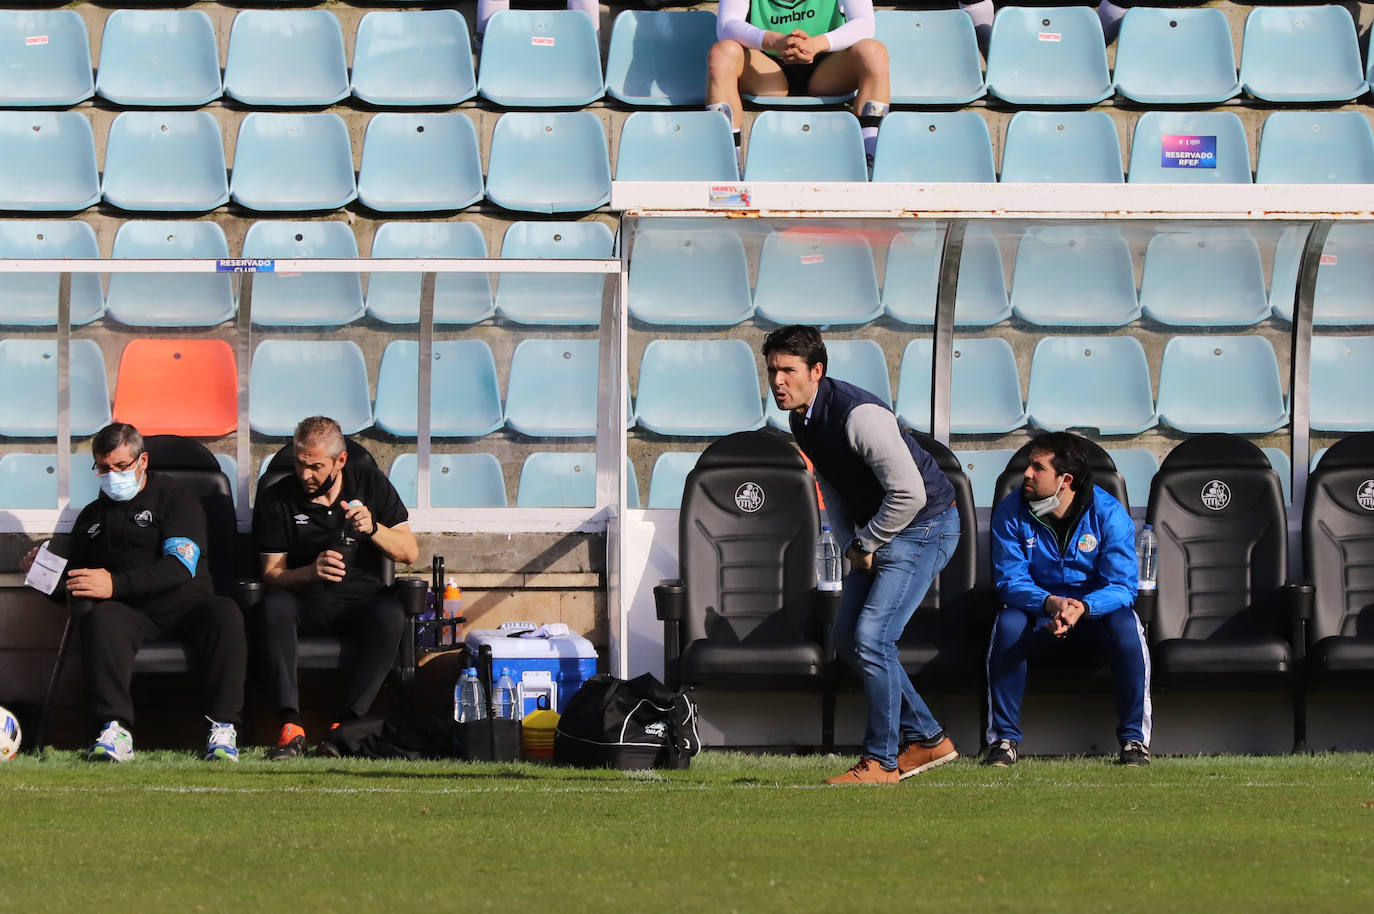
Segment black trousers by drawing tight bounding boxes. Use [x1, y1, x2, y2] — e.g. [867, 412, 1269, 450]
[258, 588, 406, 723]
[79, 595, 247, 734]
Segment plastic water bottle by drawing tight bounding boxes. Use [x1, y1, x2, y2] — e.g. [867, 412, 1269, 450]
[493, 668, 521, 720]
[816, 524, 842, 592]
[454, 667, 486, 723]
[1136, 524, 1158, 591]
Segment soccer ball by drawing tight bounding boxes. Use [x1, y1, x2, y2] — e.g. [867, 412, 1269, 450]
[0, 705, 21, 760]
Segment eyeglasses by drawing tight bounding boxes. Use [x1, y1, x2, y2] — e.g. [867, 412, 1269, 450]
[93, 454, 142, 476]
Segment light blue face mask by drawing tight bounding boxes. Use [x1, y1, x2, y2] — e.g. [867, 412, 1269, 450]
[100, 466, 142, 502]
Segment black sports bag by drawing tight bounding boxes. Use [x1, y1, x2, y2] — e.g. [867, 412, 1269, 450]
[554, 673, 700, 770]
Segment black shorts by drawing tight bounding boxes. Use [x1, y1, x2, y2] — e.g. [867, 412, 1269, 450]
[780, 52, 829, 96]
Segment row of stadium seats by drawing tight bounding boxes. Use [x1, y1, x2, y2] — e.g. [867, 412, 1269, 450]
[4, 7, 1372, 109]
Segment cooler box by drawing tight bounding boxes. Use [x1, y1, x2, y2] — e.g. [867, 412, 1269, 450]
[465, 628, 598, 715]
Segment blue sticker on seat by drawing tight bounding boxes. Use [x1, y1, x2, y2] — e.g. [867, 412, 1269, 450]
[162, 537, 201, 576]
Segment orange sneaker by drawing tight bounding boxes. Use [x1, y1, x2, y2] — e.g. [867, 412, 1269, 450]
[896, 735, 958, 780]
[266, 723, 307, 761]
[824, 757, 899, 786]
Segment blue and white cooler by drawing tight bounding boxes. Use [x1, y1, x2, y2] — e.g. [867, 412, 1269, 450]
[464, 624, 598, 716]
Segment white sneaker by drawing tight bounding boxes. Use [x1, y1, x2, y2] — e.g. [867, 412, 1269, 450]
[89, 720, 134, 762]
[205, 719, 239, 762]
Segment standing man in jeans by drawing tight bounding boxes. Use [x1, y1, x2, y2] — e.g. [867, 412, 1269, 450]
[762, 325, 962, 785]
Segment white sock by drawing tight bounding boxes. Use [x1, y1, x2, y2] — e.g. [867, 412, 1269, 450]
[1098, 0, 1128, 44]
[960, 0, 995, 55]
[862, 127, 879, 162]
[476, 0, 508, 39]
[568, 0, 600, 33]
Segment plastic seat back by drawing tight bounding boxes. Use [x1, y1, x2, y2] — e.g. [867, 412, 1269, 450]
[0, 112, 99, 211]
[1240, 6, 1367, 103]
[248, 340, 372, 436]
[616, 111, 739, 182]
[0, 10, 93, 106]
[1026, 336, 1157, 435]
[896, 337, 1026, 435]
[627, 226, 752, 326]
[373, 339, 504, 438]
[0, 453, 99, 509]
[606, 10, 716, 106]
[223, 10, 349, 106]
[1256, 112, 1374, 184]
[1270, 224, 1374, 325]
[990, 439, 1129, 511]
[113, 339, 238, 437]
[1011, 225, 1139, 326]
[477, 10, 604, 107]
[1107, 448, 1159, 512]
[754, 230, 881, 326]
[1001, 111, 1123, 183]
[495, 221, 613, 325]
[1156, 335, 1288, 434]
[486, 112, 610, 213]
[106, 221, 234, 327]
[505, 339, 601, 437]
[102, 112, 228, 212]
[1309, 336, 1374, 432]
[229, 113, 357, 211]
[366, 222, 493, 325]
[1128, 111, 1252, 184]
[985, 6, 1112, 105]
[0, 338, 110, 437]
[0, 221, 102, 326]
[872, 112, 996, 183]
[1113, 7, 1239, 104]
[744, 111, 867, 182]
[953, 449, 1019, 508]
[766, 339, 889, 430]
[882, 224, 1009, 326]
[1140, 229, 1268, 327]
[647, 451, 704, 508]
[1302, 433, 1374, 648]
[242, 221, 363, 326]
[636, 339, 764, 437]
[351, 10, 476, 106]
[96, 10, 221, 106]
[515, 453, 639, 507]
[389, 452, 508, 508]
[877, 10, 986, 105]
[357, 112, 484, 212]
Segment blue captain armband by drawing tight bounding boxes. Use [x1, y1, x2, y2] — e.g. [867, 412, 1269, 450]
[162, 537, 201, 576]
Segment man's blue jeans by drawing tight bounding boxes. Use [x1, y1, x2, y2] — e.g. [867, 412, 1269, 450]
[832, 505, 962, 769]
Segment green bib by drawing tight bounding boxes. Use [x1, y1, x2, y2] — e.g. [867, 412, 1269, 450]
[749, 0, 846, 57]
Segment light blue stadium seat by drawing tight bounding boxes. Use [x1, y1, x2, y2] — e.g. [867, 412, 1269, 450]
[223, 10, 349, 106]
[953, 449, 1018, 508]
[1026, 337, 1157, 435]
[1112, 7, 1239, 105]
[647, 451, 703, 509]
[1139, 229, 1268, 327]
[101, 112, 228, 212]
[505, 339, 601, 437]
[1309, 336, 1374, 432]
[1261, 447, 1293, 504]
[1270, 224, 1374, 325]
[242, 221, 364, 326]
[0, 453, 100, 509]
[1104, 449, 1158, 511]
[495, 221, 613, 325]
[1239, 6, 1367, 103]
[366, 222, 494, 325]
[744, 112, 867, 182]
[1311, 447, 1328, 472]
[248, 340, 372, 436]
[1010, 226, 1139, 326]
[896, 337, 1026, 435]
[877, 10, 986, 105]
[616, 111, 739, 182]
[871, 112, 996, 183]
[1001, 112, 1123, 183]
[477, 10, 604, 107]
[881, 224, 1010, 326]
[1156, 335, 1288, 434]
[0, 11, 93, 106]
[627, 226, 752, 325]
[351, 10, 476, 107]
[636, 339, 764, 437]
[96, 10, 222, 107]
[754, 230, 880, 326]
[0, 221, 102, 326]
[388, 452, 508, 508]
[1127, 111, 1251, 185]
[985, 6, 1112, 105]
[106, 221, 234, 328]
[0, 112, 99, 211]
[605, 10, 716, 107]
[485, 112, 611, 214]
[516, 453, 639, 508]
[374, 340, 504, 438]
[230, 113, 356, 212]
[357, 113, 483, 213]
[766, 339, 889, 430]
[1256, 112, 1374, 184]
[215, 454, 238, 507]
[0, 338, 110, 437]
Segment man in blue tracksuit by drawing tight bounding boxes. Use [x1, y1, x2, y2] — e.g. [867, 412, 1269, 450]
[986, 432, 1152, 767]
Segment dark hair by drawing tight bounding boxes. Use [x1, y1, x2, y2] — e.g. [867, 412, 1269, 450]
[1028, 432, 1091, 492]
[91, 423, 144, 460]
[761, 325, 828, 374]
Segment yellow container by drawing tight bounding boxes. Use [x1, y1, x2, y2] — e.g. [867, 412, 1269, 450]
[521, 708, 560, 760]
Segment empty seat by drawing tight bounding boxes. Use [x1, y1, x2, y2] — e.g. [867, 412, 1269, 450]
[881, 223, 1010, 326]
[1127, 111, 1252, 185]
[605, 10, 716, 107]
[96, 10, 222, 107]
[1310, 336, 1374, 432]
[477, 10, 604, 107]
[1239, 6, 1367, 103]
[105, 221, 235, 327]
[895, 337, 1026, 435]
[215, 453, 238, 507]
[357, 113, 483, 213]
[388, 452, 508, 508]
[765, 339, 889, 430]
[101, 112, 228, 212]
[627, 226, 752, 325]
[0, 112, 99, 211]
[1256, 112, 1374, 184]
[1010, 225, 1139, 326]
[0, 221, 102, 326]
[351, 10, 476, 107]
[1262, 447, 1293, 504]
[0, 452, 100, 509]
[366, 221, 494, 325]
[223, 10, 349, 106]
[0, 338, 110, 437]
[1156, 335, 1288, 434]
[1105, 448, 1159, 511]
[495, 221, 613, 325]
[743, 111, 867, 182]
[871, 112, 996, 184]
[877, 10, 985, 105]
[616, 111, 738, 182]
[1113, 7, 1239, 105]
[248, 340, 372, 436]
[485, 112, 610, 213]
[505, 338, 601, 437]
[1270, 224, 1374, 325]
[985, 6, 1112, 105]
[636, 339, 764, 437]
[516, 452, 639, 508]
[953, 449, 1018, 508]
[229, 113, 357, 211]
[647, 451, 704, 508]
[1139, 229, 1268, 327]
[112, 339, 237, 438]
[373, 340, 504, 438]
[0, 10, 93, 106]
[753, 230, 881, 326]
[1025, 336, 1157, 434]
[1001, 111, 1123, 183]
[242, 221, 363, 326]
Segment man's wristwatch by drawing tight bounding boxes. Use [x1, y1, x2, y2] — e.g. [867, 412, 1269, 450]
[846, 537, 870, 556]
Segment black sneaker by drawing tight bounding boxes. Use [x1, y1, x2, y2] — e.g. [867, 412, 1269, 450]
[1118, 740, 1150, 767]
[983, 738, 1018, 767]
[266, 724, 308, 761]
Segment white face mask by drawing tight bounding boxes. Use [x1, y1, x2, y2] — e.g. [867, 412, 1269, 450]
[99, 465, 142, 502]
[1027, 477, 1067, 517]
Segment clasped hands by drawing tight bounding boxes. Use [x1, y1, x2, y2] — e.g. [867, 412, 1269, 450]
[1044, 595, 1086, 638]
[771, 29, 826, 65]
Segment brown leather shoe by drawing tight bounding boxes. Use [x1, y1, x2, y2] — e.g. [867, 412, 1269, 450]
[896, 735, 958, 780]
[824, 757, 899, 786]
